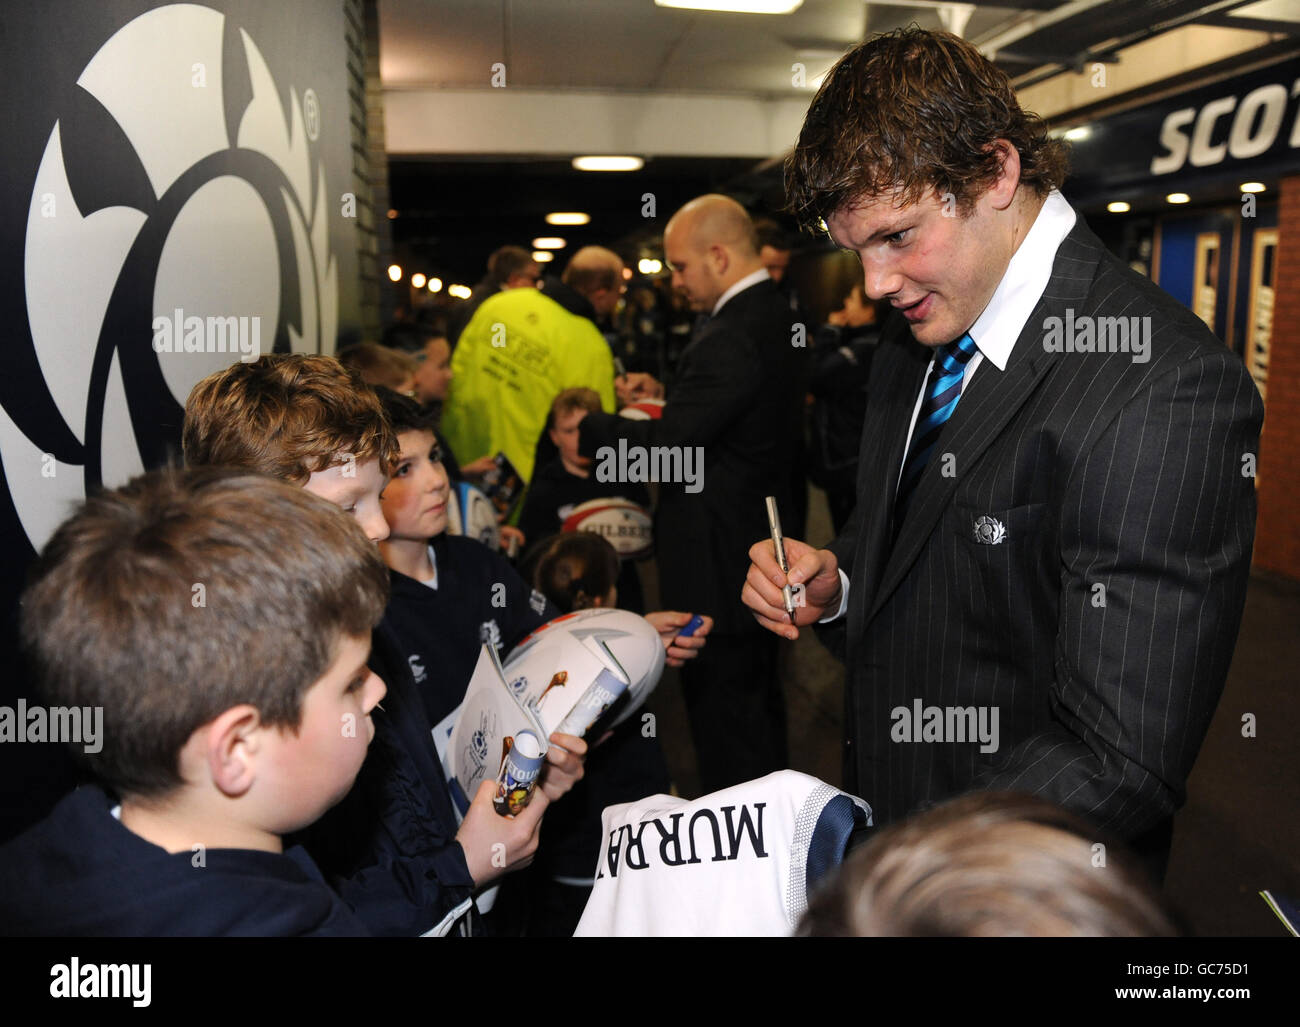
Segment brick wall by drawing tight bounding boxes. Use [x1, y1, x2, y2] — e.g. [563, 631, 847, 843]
[343, 0, 393, 344]
[1254, 174, 1300, 580]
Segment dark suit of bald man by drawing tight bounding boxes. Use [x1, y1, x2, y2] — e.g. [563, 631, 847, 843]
[580, 275, 806, 791]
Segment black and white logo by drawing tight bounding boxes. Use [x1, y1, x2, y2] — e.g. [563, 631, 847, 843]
[2, 4, 338, 555]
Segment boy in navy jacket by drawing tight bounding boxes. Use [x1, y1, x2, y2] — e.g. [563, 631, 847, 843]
[0, 469, 385, 935]
[376, 390, 714, 932]
[372, 388, 587, 774]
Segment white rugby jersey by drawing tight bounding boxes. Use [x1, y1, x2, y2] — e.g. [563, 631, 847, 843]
[575, 771, 871, 937]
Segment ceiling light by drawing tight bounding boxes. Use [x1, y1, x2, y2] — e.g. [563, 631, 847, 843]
[532, 251, 554, 263]
[1240, 182, 1266, 193]
[427, 277, 442, 293]
[654, 0, 803, 12]
[572, 156, 645, 172]
[448, 284, 472, 299]
[1107, 201, 1131, 213]
[546, 212, 590, 225]
[411, 273, 427, 289]
[532, 237, 566, 249]
[1064, 126, 1091, 141]
[1166, 193, 1190, 204]
[387, 264, 402, 282]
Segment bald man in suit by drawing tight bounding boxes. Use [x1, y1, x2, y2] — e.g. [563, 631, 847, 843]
[581, 195, 807, 791]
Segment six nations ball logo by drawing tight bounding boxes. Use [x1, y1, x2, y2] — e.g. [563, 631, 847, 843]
[1, 4, 338, 554]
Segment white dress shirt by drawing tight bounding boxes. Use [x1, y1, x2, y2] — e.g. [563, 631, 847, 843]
[821, 190, 1078, 622]
[712, 268, 771, 316]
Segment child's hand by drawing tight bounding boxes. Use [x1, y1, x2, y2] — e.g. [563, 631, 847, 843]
[539, 732, 587, 801]
[455, 779, 550, 887]
[645, 610, 712, 667]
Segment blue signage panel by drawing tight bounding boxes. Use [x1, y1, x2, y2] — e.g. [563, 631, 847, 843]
[1064, 55, 1300, 203]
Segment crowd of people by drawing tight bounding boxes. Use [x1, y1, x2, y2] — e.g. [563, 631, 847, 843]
[2, 27, 1260, 939]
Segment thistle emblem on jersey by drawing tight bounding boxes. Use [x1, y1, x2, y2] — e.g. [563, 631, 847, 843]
[973, 516, 1007, 545]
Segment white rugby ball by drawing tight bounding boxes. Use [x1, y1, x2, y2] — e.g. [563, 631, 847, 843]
[446, 482, 499, 549]
[561, 497, 654, 559]
[503, 608, 665, 731]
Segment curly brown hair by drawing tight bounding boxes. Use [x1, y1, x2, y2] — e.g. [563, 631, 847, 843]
[785, 28, 1069, 229]
[183, 354, 399, 483]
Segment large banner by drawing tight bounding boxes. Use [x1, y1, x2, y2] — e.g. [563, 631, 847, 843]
[0, 0, 360, 835]
[1064, 55, 1300, 205]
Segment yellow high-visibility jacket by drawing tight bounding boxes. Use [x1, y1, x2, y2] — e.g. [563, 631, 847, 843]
[441, 287, 615, 487]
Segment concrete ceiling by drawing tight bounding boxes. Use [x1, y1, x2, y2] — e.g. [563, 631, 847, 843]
[377, 0, 1295, 287]
[378, 0, 1025, 96]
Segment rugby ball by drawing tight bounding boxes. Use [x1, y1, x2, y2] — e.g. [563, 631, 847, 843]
[618, 398, 665, 421]
[503, 608, 665, 732]
[561, 497, 654, 560]
[446, 482, 499, 549]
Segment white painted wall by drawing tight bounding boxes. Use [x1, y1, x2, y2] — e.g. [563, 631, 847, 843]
[385, 87, 813, 157]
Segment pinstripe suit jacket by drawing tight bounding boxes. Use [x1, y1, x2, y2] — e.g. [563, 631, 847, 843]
[819, 217, 1264, 839]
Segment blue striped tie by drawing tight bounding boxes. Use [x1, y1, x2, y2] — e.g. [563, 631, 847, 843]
[895, 332, 979, 519]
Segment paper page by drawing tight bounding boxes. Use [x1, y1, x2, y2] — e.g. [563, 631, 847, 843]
[448, 644, 548, 804]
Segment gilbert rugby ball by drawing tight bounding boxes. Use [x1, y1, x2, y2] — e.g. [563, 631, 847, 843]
[561, 497, 654, 560]
[504, 608, 665, 730]
[618, 398, 665, 420]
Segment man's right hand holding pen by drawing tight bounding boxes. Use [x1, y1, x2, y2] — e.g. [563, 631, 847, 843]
[742, 538, 842, 641]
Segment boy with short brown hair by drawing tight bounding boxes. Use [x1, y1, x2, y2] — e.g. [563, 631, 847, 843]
[0, 468, 387, 935]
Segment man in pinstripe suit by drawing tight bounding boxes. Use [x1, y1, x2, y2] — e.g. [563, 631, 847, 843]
[743, 28, 1263, 872]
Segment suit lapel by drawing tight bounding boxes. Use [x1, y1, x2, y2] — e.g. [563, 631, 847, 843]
[865, 219, 1104, 623]
[845, 335, 928, 644]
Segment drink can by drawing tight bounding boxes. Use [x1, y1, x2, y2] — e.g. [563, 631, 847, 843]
[493, 730, 544, 817]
